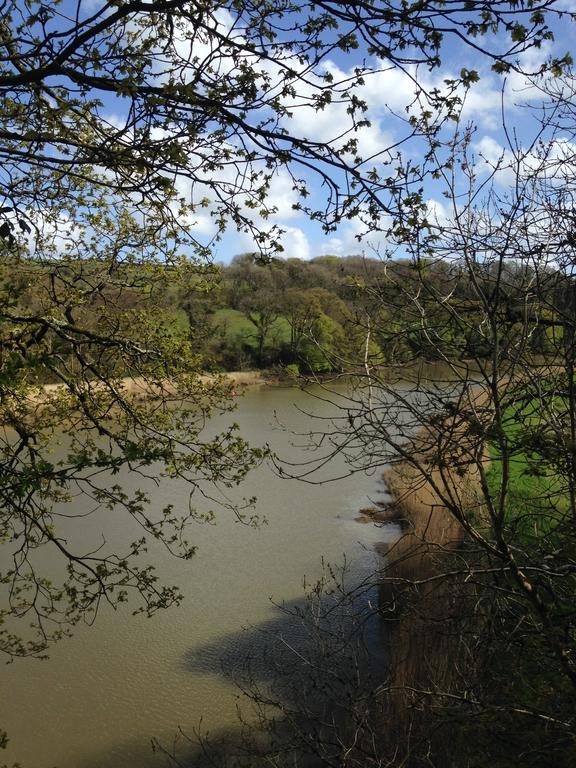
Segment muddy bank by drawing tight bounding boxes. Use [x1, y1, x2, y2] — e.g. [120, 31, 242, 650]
[43, 370, 269, 394]
[115, 370, 272, 396]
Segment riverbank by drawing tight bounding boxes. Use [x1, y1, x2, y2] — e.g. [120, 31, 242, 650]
[31, 370, 272, 405]
[368, 392, 491, 764]
[120, 370, 273, 394]
[365, 387, 490, 570]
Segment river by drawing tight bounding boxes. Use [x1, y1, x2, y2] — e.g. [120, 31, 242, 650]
[0, 383, 395, 768]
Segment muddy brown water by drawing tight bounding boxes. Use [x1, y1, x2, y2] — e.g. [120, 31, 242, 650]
[0, 384, 400, 768]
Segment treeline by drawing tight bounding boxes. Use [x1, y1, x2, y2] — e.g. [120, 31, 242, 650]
[185, 253, 384, 374]
[4, 251, 566, 383]
[179, 252, 564, 374]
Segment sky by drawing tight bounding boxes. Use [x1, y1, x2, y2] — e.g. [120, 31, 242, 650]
[33, 2, 576, 263]
[209, 6, 576, 262]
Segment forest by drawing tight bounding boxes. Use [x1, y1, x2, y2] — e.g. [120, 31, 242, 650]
[5, 250, 563, 382]
[193, 253, 567, 373]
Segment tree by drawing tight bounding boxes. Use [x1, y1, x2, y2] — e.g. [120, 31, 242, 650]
[224, 256, 283, 365]
[281, 287, 339, 371]
[282, 288, 319, 354]
[0, 202, 268, 663]
[0, 1, 569, 253]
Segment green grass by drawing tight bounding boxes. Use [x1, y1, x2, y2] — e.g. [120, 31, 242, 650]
[479, 398, 576, 767]
[212, 308, 254, 339]
[212, 308, 291, 348]
[160, 308, 190, 336]
[486, 399, 572, 538]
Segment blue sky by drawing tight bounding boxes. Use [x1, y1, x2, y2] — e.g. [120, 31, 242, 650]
[209, 5, 576, 262]
[48, 2, 576, 262]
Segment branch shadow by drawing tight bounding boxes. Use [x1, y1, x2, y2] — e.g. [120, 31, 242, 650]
[76, 569, 389, 768]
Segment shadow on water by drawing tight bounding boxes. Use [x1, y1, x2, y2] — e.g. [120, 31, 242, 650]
[74, 571, 390, 768]
[174, 582, 390, 767]
[72, 512, 477, 768]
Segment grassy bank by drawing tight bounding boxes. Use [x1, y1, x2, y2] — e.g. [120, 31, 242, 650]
[367, 396, 489, 764]
[467, 397, 575, 767]
[486, 398, 572, 539]
[372, 385, 576, 766]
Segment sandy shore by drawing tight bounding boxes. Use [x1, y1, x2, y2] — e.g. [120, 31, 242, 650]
[32, 370, 270, 402]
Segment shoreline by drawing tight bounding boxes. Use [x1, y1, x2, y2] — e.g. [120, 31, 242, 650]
[366, 384, 492, 563]
[32, 370, 273, 403]
[370, 392, 492, 761]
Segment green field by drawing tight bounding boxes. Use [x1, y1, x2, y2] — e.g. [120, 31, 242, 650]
[212, 308, 291, 348]
[486, 398, 572, 538]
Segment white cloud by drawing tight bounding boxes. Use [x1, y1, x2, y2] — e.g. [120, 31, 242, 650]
[279, 56, 507, 170]
[360, 64, 419, 114]
[15, 208, 84, 257]
[265, 171, 302, 220]
[279, 59, 397, 163]
[476, 135, 507, 165]
[502, 41, 562, 108]
[169, 8, 237, 77]
[426, 198, 452, 227]
[474, 133, 576, 190]
[90, 6, 574, 264]
[187, 212, 217, 237]
[233, 224, 311, 260]
[319, 215, 388, 257]
[473, 135, 517, 187]
[459, 80, 503, 130]
[169, 163, 305, 250]
[279, 226, 311, 260]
